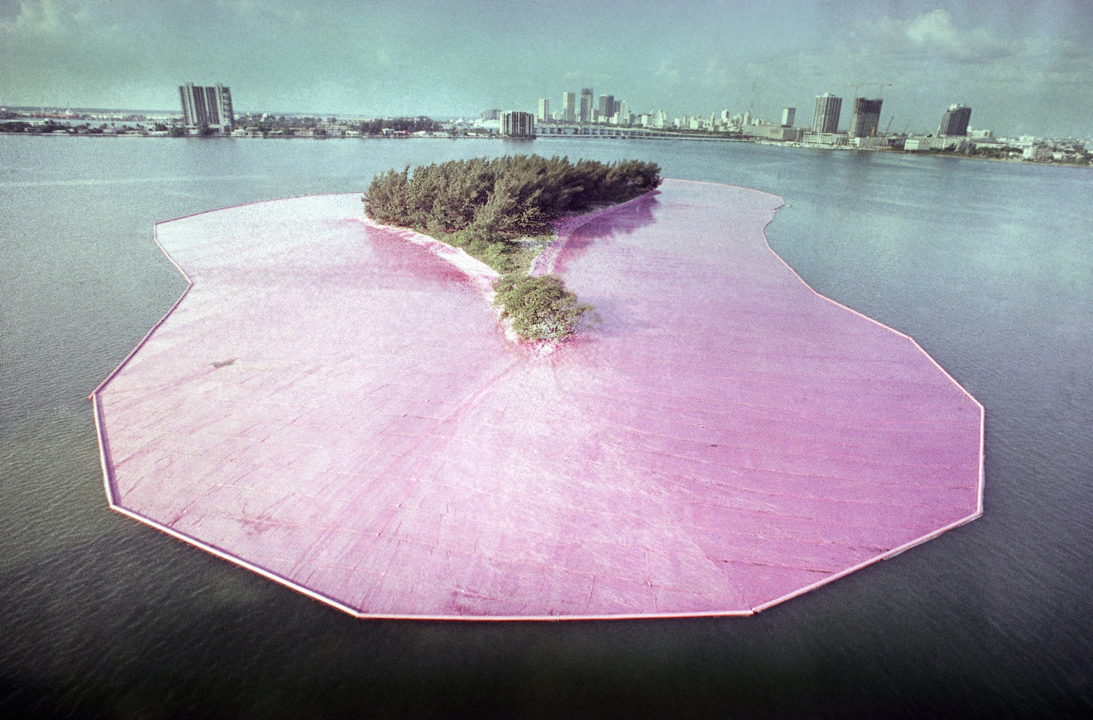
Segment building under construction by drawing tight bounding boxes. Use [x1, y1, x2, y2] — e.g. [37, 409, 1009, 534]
[849, 98, 884, 138]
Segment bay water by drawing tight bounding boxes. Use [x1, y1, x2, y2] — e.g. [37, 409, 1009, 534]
[2, 134, 1091, 717]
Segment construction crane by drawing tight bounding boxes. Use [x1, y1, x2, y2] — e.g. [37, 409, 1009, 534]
[884, 115, 894, 135]
[851, 82, 892, 99]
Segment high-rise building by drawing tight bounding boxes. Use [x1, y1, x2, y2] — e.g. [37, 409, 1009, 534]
[562, 92, 576, 123]
[500, 111, 535, 138]
[938, 104, 972, 136]
[537, 98, 550, 122]
[848, 98, 883, 137]
[812, 93, 842, 134]
[179, 82, 234, 128]
[598, 94, 614, 122]
[781, 107, 796, 127]
[579, 88, 593, 123]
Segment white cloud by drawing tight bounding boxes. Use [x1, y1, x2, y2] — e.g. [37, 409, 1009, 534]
[850, 9, 1016, 65]
[1, 0, 70, 35]
[655, 59, 680, 87]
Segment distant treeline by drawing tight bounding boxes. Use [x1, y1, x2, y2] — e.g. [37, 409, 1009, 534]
[1, 121, 65, 133]
[360, 117, 442, 135]
[363, 155, 660, 341]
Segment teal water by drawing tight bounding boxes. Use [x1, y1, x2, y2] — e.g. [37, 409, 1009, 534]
[2, 134, 1092, 718]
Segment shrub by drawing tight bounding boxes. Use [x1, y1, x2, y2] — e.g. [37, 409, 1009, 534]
[493, 274, 593, 341]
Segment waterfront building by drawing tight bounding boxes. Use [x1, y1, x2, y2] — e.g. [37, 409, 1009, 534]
[579, 88, 593, 123]
[537, 98, 550, 122]
[500, 111, 535, 138]
[802, 131, 848, 147]
[812, 93, 842, 134]
[179, 82, 234, 129]
[939, 104, 972, 136]
[848, 98, 883, 138]
[1023, 143, 1049, 160]
[480, 108, 501, 121]
[782, 107, 796, 127]
[741, 123, 800, 141]
[562, 92, 576, 123]
[904, 135, 965, 152]
[619, 100, 630, 125]
[849, 136, 888, 149]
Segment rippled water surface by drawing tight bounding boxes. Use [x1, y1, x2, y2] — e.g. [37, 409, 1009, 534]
[2, 135, 1091, 718]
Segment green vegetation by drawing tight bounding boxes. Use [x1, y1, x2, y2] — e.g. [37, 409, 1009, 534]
[360, 116, 441, 135]
[492, 274, 594, 341]
[363, 155, 660, 340]
[0, 120, 65, 133]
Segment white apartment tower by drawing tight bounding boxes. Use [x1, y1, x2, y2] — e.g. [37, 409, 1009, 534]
[618, 100, 630, 125]
[179, 82, 234, 129]
[537, 98, 550, 122]
[812, 94, 842, 134]
[500, 111, 536, 138]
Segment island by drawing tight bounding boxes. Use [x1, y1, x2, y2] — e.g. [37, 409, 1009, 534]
[89, 176, 984, 619]
[364, 156, 661, 340]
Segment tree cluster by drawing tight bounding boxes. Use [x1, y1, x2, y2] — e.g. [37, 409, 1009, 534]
[364, 155, 660, 241]
[363, 155, 660, 340]
[360, 117, 442, 135]
[0, 120, 65, 134]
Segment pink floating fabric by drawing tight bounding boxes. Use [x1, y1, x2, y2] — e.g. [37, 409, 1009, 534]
[91, 180, 983, 619]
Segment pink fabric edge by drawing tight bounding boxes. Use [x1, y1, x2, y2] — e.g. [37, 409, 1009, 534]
[88, 184, 986, 621]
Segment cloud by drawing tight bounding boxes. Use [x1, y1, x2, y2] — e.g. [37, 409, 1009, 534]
[654, 59, 680, 87]
[849, 9, 1016, 65]
[1, 0, 72, 36]
[701, 59, 730, 90]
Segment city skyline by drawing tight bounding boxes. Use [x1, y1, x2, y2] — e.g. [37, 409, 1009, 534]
[2, 1, 1091, 138]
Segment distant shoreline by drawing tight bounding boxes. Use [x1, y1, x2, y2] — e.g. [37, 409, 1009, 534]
[2, 125, 1088, 168]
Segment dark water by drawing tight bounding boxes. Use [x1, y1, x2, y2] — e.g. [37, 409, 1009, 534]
[2, 134, 1091, 718]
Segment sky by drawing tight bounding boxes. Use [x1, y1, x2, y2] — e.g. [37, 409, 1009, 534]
[1, 0, 1091, 137]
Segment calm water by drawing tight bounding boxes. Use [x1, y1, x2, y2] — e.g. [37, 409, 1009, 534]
[2, 134, 1091, 718]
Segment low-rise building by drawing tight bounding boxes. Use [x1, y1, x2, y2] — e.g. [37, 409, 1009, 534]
[1023, 144, 1050, 160]
[801, 131, 848, 147]
[903, 135, 967, 152]
[744, 124, 801, 141]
